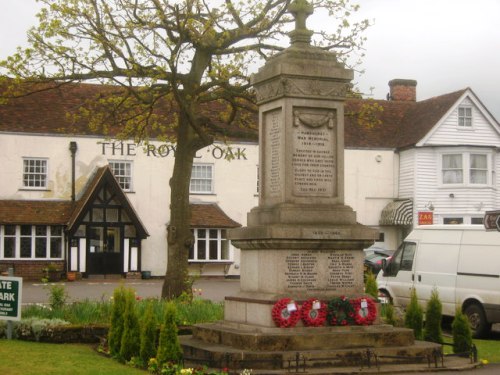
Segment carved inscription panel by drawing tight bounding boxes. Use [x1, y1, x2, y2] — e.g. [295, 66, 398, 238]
[263, 109, 283, 200]
[292, 108, 337, 197]
[284, 250, 357, 292]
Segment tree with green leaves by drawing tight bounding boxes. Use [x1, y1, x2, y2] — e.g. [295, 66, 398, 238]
[156, 301, 182, 366]
[424, 288, 443, 344]
[140, 301, 158, 365]
[452, 308, 473, 354]
[0, 0, 369, 299]
[108, 286, 127, 357]
[404, 288, 423, 340]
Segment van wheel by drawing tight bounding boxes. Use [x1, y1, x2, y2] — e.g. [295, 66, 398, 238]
[464, 304, 491, 338]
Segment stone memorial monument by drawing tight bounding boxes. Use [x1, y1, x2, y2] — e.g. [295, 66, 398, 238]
[181, 1, 440, 371]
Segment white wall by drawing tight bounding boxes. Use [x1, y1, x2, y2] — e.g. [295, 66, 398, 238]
[0, 132, 259, 276]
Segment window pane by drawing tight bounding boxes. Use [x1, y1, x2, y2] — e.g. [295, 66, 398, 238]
[21, 225, 31, 236]
[21, 237, 32, 258]
[50, 237, 62, 258]
[471, 217, 484, 225]
[442, 155, 463, 184]
[209, 240, 218, 260]
[209, 229, 218, 239]
[197, 240, 206, 260]
[50, 226, 62, 236]
[35, 238, 47, 258]
[36, 225, 47, 236]
[5, 225, 16, 236]
[470, 154, 487, 184]
[444, 218, 464, 224]
[198, 229, 206, 238]
[4, 238, 15, 258]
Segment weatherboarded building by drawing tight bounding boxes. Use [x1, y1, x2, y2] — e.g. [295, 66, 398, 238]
[1, 79, 499, 279]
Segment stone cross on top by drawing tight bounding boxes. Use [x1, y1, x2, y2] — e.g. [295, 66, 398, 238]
[288, 0, 314, 45]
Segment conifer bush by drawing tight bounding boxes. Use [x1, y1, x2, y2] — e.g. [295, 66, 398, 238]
[119, 288, 140, 361]
[424, 288, 443, 343]
[140, 301, 158, 365]
[157, 301, 183, 366]
[404, 288, 423, 340]
[452, 308, 473, 354]
[382, 302, 397, 326]
[364, 271, 379, 299]
[108, 286, 127, 356]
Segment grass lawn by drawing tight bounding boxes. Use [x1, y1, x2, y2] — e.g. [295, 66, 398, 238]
[0, 339, 145, 375]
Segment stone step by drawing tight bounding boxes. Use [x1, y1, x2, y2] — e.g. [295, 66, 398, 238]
[191, 322, 415, 351]
[181, 335, 446, 372]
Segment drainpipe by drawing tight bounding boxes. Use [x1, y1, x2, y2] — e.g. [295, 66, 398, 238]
[69, 141, 78, 201]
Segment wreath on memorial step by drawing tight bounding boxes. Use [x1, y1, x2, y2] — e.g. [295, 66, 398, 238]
[327, 296, 355, 326]
[271, 298, 301, 328]
[301, 298, 327, 327]
[350, 297, 377, 326]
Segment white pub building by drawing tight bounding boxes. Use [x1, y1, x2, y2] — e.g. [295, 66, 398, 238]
[1, 79, 500, 280]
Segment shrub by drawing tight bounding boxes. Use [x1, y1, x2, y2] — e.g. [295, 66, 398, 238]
[140, 301, 157, 365]
[108, 286, 127, 356]
[364, 271, 379, 299]
[119, 288, 140, 361]
[404, 288, 423, 340]
[381, 302, 397, 326]
[157, 301, 182, 366]
[452, 308, 473, 354]
[424, 288, 443, 343]
[48, 284, 68, 310]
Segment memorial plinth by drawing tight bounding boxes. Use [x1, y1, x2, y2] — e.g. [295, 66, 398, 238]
[181, 2, 441, 371]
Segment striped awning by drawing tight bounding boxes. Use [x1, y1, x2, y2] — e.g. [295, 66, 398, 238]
[379, 199, 413, 226]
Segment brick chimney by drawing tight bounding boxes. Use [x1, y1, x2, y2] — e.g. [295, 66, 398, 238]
[388, 79, 417, 101]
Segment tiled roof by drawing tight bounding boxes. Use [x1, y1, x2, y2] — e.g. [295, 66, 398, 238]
[0, 81, 258, 142]
[344, 89, 467, 149]
[0, 200, 74, 225]
[1, 81, 470, 149]
[190, 203, 241, 228]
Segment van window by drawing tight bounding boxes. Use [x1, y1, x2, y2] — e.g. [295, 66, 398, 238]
[384, 242, 416, 276]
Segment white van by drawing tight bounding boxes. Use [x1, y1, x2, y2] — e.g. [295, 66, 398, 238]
[377, 225, 500, 338]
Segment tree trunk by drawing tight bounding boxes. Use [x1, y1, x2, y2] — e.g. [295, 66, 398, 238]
[161, 111, 199, 299]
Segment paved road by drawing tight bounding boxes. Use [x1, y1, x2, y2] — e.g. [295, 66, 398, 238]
[22, 277, 240, 305]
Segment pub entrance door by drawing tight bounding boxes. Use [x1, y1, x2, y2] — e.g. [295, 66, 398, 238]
[87, 226, 123, 275]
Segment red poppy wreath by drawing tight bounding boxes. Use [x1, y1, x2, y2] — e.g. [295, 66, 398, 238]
[350, 297, 377, 326]
[301, 298, 327, 327]
[271, 298, 300, 328]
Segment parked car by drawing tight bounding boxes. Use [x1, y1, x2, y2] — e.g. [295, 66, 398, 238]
[364, 247, 394, 275]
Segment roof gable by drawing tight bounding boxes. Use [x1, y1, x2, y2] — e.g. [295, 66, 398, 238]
[68, 166, 149, 238]
[416, 89, 500, 147]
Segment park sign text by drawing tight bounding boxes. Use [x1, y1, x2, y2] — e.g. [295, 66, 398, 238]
[0, 276, 22, 321]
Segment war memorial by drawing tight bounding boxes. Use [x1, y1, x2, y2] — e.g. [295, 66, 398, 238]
[180, 1, 451, 372]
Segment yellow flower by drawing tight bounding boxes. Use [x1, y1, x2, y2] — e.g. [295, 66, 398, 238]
[482, 359, 489, 365]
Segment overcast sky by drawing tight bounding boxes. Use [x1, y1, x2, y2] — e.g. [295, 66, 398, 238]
[1, 0, 499, 121]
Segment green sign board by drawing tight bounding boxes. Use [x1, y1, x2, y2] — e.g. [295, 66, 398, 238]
[0, 276, 22, 321]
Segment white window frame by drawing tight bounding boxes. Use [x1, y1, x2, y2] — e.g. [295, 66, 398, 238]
[188, 228, 231, 262]
[22, 157, 48, 189]
[440, 152, 492, 186]
[109, 160, 133, 192]
[0, 225, 64, 260]
[458, 106, 473, 127]
[190, 164, 214, 194]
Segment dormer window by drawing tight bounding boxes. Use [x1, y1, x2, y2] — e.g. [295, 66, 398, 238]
[458, 106, 472, 127]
